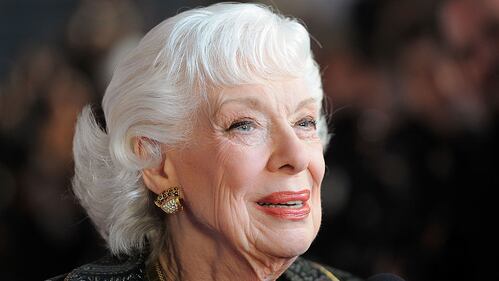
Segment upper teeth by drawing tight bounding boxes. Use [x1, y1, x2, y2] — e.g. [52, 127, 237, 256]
[257, 201, 304, 207]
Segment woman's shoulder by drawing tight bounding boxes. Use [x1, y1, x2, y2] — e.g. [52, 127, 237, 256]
[46, 254, 363, 281]
[280, 257, 364, 281]
[45, 252, 147, 281]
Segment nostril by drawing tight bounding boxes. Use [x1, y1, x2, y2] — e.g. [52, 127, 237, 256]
[279, 164, 294, 170]
[279, 163, 299, 174]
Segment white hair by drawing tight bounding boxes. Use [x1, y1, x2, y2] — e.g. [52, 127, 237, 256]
[72, 2, 330, 257]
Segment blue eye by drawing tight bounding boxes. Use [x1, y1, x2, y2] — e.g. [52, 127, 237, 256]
[228, 120, 255, 132]
[297, 118, 317, 129]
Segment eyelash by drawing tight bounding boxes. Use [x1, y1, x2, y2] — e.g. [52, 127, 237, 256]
[226, 117, 317, 133]
[296, 117, 317, 129]
[226, 120, 256, 132]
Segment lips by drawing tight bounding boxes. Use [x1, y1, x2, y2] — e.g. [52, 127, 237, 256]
[255, 190, 311, 221]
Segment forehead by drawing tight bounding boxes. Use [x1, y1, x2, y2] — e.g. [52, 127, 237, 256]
[208, 78, 315, 111]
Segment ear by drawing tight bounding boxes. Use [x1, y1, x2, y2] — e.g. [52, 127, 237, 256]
[133, 137, 179, 195]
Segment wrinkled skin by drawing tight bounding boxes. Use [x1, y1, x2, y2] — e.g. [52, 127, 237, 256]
[143, 78, 326, 281]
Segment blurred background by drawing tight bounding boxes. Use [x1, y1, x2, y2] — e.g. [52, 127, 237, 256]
[0, 0, 497, 280]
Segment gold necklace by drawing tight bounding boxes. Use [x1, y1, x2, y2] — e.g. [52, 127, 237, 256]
[155, 261, 167, 281]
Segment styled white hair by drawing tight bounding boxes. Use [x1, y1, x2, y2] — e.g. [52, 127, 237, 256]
[72, 2, 330, 257]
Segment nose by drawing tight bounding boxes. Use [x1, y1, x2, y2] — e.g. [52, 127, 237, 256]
[266, 125, 311, 175]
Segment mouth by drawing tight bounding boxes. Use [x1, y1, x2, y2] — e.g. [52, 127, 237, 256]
[256, 200, 305, 208]
[255, 190, 311, 221]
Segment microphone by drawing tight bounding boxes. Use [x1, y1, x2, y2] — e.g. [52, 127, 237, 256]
[366, 273, 406, 281]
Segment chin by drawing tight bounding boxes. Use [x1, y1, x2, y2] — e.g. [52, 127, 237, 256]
[265, 236, 314, 258]
[248, 203, 322, 258]
[260, 221, 319, 258]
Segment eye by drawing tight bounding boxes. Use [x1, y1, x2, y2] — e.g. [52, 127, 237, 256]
[296, 117, 317, 130]
[227, 120, 255, 132]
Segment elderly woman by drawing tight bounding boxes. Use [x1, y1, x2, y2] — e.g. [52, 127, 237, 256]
[50, 3, 363, 281]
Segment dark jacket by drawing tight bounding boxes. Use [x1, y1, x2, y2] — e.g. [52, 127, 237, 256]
[47, 252, 364, 281]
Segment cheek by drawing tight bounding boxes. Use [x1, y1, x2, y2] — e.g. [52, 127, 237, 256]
[309, 144, 325, 226]
[173, 139, 269, 229]
[210, 141, 271, 241]
[169, 140, 225, 226]
[218, 143, 269, 195]
[309, 144, 326, 185]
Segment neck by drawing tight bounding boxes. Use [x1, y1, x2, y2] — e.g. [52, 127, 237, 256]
[160, 212, 296, 281]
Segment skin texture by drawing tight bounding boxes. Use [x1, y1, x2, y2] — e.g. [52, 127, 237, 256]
[141, 78, 326, 281]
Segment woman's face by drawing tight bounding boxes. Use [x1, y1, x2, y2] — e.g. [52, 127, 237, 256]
[169, 78, 325, 259]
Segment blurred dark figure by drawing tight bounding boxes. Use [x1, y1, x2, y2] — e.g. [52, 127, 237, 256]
[0, 45, 102, 280]
[0, 1, 143, 279]
[317, 0, 499, 280]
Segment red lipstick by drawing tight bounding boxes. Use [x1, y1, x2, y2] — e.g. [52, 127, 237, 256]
[256, 190, 310, 221]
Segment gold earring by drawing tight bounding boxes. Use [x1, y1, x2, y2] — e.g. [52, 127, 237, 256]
[154, 186, 183, 214]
